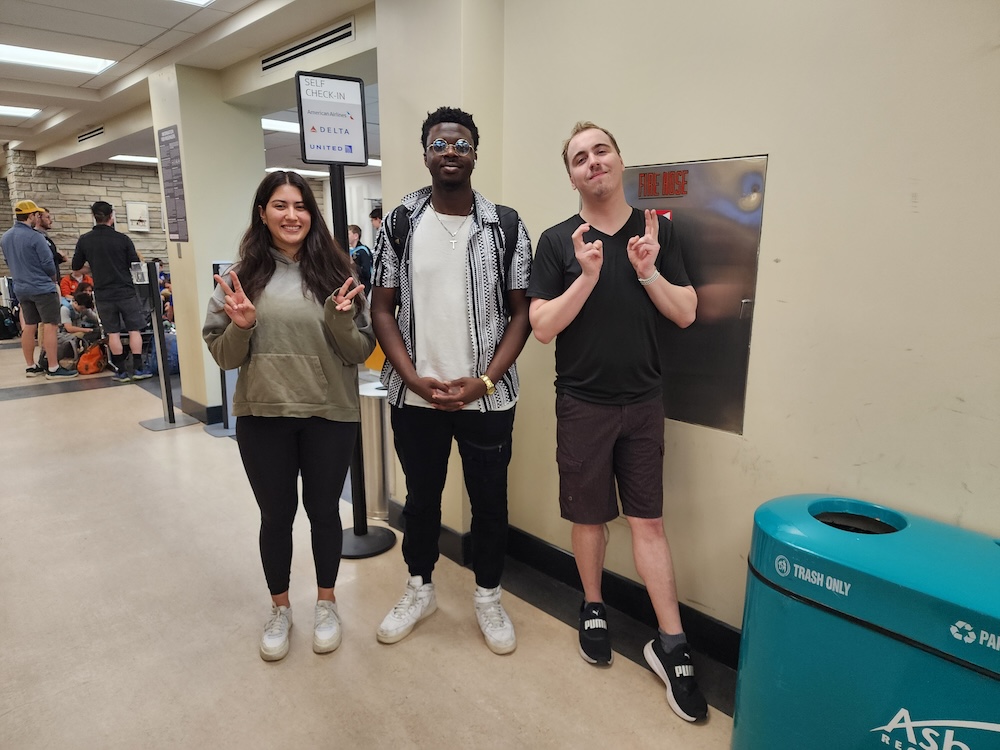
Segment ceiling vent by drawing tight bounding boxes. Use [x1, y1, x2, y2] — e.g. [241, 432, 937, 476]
[77, 126, 104, 143]
[261, 18, 355, 74]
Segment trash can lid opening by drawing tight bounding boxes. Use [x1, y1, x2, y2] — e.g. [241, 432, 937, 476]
[808, 497, 907, 534]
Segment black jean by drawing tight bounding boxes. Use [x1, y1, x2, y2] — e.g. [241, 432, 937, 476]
[391, 405, 516, 589]
[237, 415, 357, 595]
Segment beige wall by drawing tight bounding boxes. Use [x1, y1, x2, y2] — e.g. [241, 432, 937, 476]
[497, 0, 1000, 628]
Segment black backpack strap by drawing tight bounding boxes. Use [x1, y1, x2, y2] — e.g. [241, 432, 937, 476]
[390, 204, 411, 259]
[495, 205, 522, 318]
[496, 204, 520, 277]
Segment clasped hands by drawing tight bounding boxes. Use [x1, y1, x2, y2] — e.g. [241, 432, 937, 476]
[410, 376, 488, 411]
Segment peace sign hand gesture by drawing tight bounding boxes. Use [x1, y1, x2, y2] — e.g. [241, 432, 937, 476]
[626, 209, 660, 279]
[572, 222, 604, 279]
[214, 271, 256, 329]
[332, 277, 365, 313]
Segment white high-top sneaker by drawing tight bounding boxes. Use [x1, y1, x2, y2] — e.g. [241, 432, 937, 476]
[474, 585, 516, 655]
[376, 575, 437, 644]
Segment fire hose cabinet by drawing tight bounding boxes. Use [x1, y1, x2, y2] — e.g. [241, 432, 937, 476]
[731, 494, 1000, 750]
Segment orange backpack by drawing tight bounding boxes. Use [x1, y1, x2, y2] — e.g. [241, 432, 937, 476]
[77, 343, 107, 375]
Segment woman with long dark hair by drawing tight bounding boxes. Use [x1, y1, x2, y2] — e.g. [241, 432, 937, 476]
[203, 171, 375, 661]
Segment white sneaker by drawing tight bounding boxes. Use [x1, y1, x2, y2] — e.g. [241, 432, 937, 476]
[474, 585, 516, 655]
[260, 604, 292, 662]
[313, 600, 342, 654]
[376, 575, 437, 644]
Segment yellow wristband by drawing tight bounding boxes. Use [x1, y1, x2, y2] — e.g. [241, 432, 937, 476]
[479, 374, 496, 395]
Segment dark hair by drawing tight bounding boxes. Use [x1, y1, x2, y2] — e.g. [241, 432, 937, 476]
[91, 201, 114, 222]
[420, 106, 479, 150]
[73, 291, 94, 309]
[76, 281, 94, 293]
[234, 171, 353, 305]
[369, 207, 382, 221]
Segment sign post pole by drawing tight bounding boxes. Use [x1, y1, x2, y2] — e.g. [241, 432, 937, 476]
[296, 72, 394, 558]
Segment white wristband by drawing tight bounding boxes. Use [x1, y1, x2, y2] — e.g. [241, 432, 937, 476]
[638, 269, 660, 287]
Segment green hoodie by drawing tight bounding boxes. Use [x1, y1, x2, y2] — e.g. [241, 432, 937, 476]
[203, 250, 375, 422]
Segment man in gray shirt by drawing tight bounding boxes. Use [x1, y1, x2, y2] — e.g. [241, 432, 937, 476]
[0, 200, 77, 379]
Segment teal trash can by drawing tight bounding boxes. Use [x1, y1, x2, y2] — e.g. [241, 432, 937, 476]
[732, 494, 1000, 750]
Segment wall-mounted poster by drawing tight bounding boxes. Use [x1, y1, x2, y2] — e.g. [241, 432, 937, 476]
[125, 201, 150, 233]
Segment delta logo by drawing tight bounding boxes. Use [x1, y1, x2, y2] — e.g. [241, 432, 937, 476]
[871, 707, 1000, 750]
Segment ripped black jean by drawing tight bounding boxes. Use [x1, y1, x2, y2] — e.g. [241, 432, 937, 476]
[390, 404, 515, 589]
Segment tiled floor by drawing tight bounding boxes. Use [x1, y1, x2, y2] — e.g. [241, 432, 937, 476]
[0, 339, 734, 749]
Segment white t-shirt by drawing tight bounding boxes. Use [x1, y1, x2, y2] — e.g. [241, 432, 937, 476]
[403, 208, 478, 410]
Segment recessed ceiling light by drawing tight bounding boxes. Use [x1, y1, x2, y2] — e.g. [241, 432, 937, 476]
[0, 105, 40, 118]
[367, 159, 381, 168]
[110, 155, 159, 164]
[262, 118, 300, 134]
[0, 43, 115, 75]
[171, 0, 215, 6]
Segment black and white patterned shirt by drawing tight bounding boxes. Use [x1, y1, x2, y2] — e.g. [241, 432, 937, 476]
[372, 186, 532, 411]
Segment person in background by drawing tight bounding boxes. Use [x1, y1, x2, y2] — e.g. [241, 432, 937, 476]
[61, 291, 102, 344]
[0, 199, 77, 379]
[527, 121, 706, 723]
[347, 223, 372, 293]
[203, 171, 375, 662]
[60, 263, 94, 299]
[371, 106, 532, 655]
[71, 201, 152, 383]
[35, 207, 66, 283]
[369, 207, 382, 241]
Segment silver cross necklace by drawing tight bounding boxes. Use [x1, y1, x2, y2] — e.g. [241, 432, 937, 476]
[430, 204, 472, 250]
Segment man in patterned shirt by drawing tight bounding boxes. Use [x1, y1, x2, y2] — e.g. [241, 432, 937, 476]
[371, 106, 532, 655]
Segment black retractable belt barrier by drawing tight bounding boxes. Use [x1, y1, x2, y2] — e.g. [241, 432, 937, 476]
[136, 261, 198, 431]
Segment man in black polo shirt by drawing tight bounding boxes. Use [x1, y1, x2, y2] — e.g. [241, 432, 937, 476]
[72, 201, 151, 383]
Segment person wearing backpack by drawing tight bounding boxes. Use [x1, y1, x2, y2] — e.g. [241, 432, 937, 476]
[347, 223, 372, 293]
[370, 106, 532, 656]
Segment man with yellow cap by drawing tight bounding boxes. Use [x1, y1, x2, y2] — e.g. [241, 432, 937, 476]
[0, 200, 78, 379]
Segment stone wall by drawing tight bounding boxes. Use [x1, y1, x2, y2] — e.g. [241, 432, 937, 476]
[2, 151, 329, 279]
[2, 147, 169, 278]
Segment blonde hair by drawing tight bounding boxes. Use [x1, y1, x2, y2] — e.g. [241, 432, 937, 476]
[561, 121, 621, 173]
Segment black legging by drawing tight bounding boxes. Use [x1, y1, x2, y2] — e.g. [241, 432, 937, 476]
[236, 415, 358, 595]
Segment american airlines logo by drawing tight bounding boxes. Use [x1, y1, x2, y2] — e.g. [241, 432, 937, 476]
[871, 707, 1000, 750]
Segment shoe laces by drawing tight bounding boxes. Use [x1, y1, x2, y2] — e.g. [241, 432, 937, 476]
[264, 609, 288, 637]
[390, 587, 418, 619]
[315, 602, 336, 628]
[478, 600, 508, 631]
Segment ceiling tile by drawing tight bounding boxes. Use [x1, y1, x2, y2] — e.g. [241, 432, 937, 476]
[143, 29, 196, 52]
[29, 0, 197, 28]
[174, 8, 231, 34]
[0, 24, 139, 61]
[2, 0, 170, 46]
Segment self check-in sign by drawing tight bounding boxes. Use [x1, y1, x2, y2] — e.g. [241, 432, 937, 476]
[296, 72, 368, 166]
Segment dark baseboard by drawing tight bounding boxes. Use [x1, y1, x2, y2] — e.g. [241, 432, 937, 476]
[384, 499, 741, 670]
[182, 396, 221, 425]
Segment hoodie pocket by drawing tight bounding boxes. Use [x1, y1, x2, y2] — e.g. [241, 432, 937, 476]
[245, 353, 329, 405]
